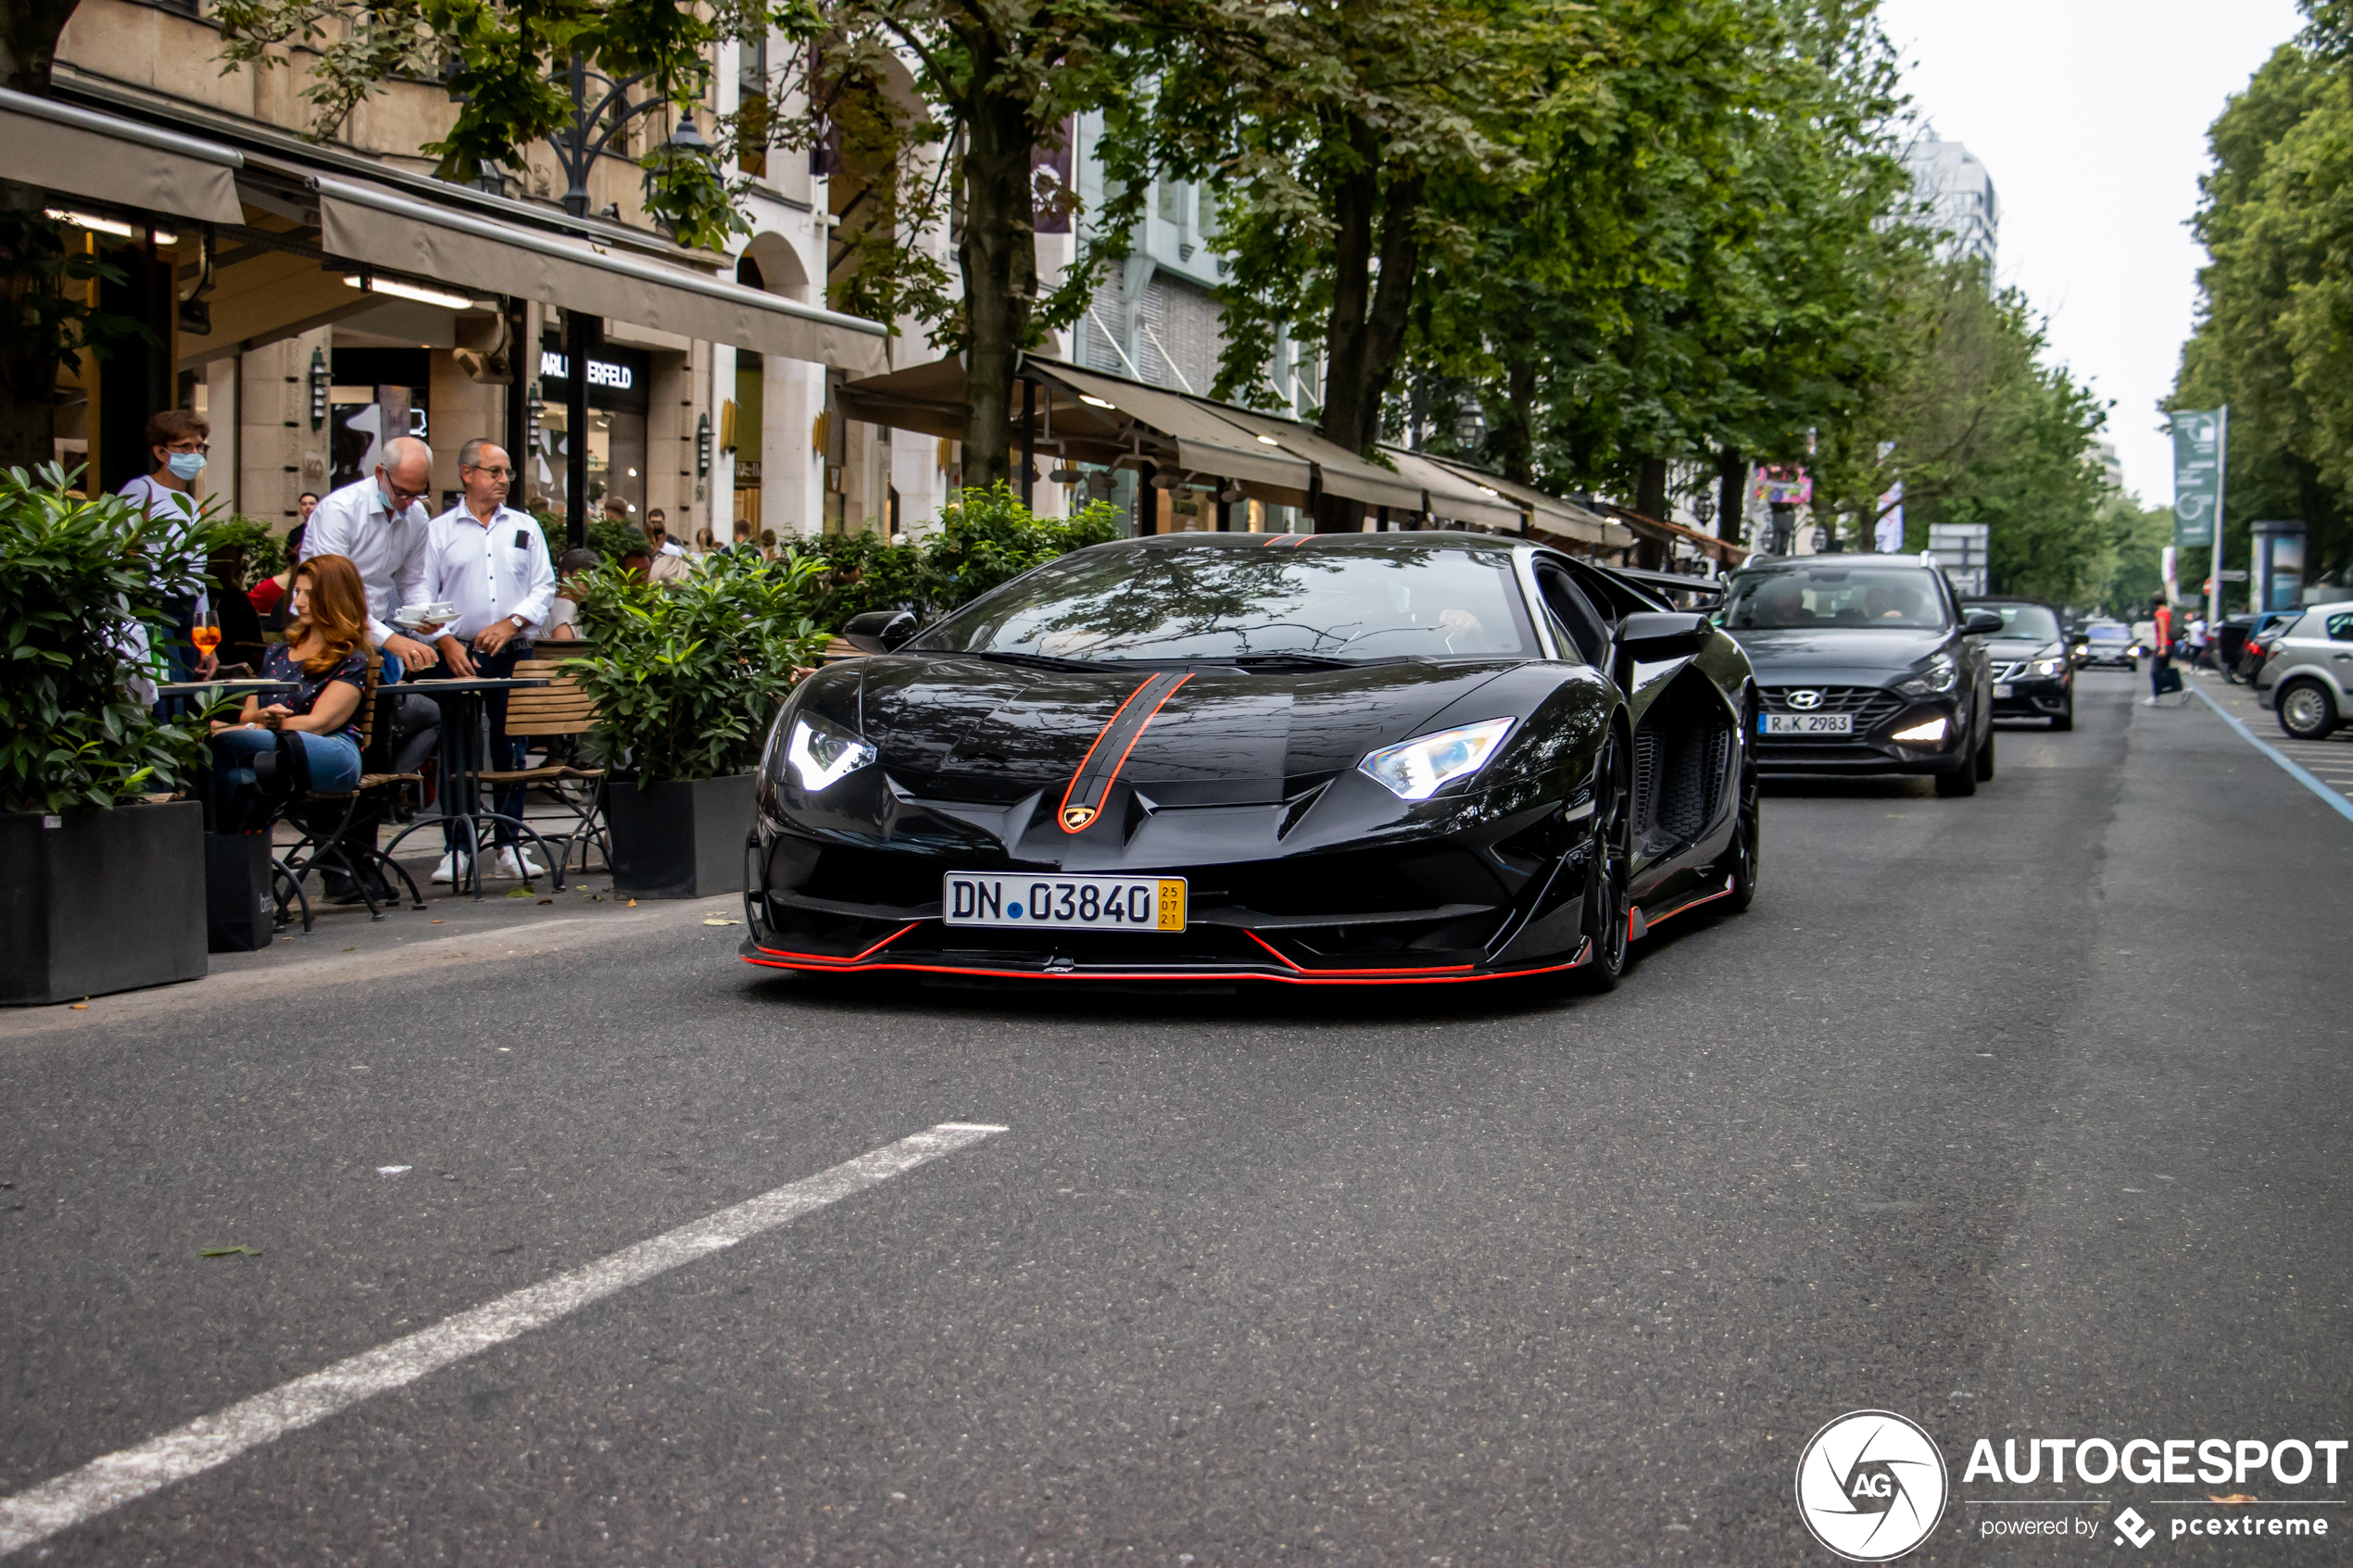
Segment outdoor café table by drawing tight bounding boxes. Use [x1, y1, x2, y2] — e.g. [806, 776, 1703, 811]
[381, 674, 556, 899]
[157, 680, 300, 833]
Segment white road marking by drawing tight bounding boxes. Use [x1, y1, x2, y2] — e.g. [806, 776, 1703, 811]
[375, 1166, 410, 1176]
[0, 1123, 1006, 1558]
[2188, 686, 2353, 826]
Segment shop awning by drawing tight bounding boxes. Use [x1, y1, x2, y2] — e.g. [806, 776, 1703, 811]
[314, 175, 888, 374]
[1422, 457, 1635, 551]
[0, 86, 244, 225]
[1603, 502, 1748, 565]
[1190, 404, 1423, 514]
[1038, 364, 1312, 495]
[1379, 447, 1526, 532]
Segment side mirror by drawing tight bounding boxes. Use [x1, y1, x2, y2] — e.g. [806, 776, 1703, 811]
[1618, 611, 1713, 662]
[1961, 609, 2006, 636]
[840, 608, 920, 654]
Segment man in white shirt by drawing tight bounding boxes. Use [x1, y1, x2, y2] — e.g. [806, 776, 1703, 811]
[300, 435, 443, 677]
[421, 438, 557, 884]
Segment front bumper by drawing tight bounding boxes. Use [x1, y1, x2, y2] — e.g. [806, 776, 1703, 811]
[1754, 691, 1966, 776]
[1990, 673, 2070, 720]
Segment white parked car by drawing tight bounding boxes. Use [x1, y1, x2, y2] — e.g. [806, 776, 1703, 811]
[2254, 600, 2353, 739]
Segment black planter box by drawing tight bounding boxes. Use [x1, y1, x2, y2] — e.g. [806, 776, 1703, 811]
[606, 773, 756, 899]
[205, 831, 275, 953]
[0, 801, 207, 1005]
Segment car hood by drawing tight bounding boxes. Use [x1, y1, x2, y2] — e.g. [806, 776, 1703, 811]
[1722, 626, 1951, 684]
[1982, 637, 2060, 660]
[854, 655, 1517, 806]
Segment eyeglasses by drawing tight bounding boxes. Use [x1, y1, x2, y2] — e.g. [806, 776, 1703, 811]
[164, 441, 211, 455]
[466, 465, 515, 479]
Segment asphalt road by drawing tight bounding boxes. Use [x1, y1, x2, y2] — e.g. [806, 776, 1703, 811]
[3, 667, 2347, 1565]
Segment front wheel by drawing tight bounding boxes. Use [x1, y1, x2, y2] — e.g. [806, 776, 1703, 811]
[1975, 723, 1996, 781]
[1934, 741, 1979, 797]
[2278, 680, 2338, 741]
[1576, 732, 1633, 992]
[2052, 695, 2074, 732]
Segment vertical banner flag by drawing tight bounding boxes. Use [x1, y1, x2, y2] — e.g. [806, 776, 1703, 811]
[2171, 410, 2222, 551]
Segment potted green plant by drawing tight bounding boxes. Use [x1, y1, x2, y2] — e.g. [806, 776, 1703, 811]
[562, 549, 829, 897]
[0, 465, 223, 1003]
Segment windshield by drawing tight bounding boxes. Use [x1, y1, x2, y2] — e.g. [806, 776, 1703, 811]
[912, 542, 1537, 663]
[1973, 603, 2062, 642]
[1724, 566, 1948, 631]
[2087, 624, 2128, 642]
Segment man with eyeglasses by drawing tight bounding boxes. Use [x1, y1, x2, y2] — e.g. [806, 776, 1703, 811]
[419, 438, 555, 884]
[301, 434, 445, 677]
[300, 433, 445, 903]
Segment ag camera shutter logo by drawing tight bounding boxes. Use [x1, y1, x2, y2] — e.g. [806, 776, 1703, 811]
[1795, 1410, 1949, 1562]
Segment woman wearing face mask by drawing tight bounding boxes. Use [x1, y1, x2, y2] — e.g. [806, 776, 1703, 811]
[120, 408, 218, 681]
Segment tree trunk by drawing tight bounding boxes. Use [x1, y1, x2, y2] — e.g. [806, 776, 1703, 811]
[1631, 458, 1668, 569]
[1496, 355, 1536, 486]
[2, 0, 81, 94]
[954, 46, 1036, 499]
[1315, 113, 1427, 530]
[1715, 445, 1745, 549]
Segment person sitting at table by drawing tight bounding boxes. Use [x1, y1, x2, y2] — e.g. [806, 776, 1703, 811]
[208, 555, 370, 834]
[246, 522, 305, 628]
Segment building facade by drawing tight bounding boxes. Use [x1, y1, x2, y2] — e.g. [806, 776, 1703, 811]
[1901, 131, 1999, 270]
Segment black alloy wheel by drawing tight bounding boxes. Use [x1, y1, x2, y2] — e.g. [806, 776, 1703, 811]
[2053, 693, 2074, 731]
[1975, 724, 1997, 781]
[1723, 696, 1761, 914]
[1576, 730, 1634, 992]
[2277, 679, 2338, 741]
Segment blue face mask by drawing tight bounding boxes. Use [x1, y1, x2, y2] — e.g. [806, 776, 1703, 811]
[377, 484, 399, 513]
[166, 451, 207, 481]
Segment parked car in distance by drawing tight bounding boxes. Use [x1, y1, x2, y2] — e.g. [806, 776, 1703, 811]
[1963, 596, 2076, 729]
[2254, 601, 2353, 739]
[2079, 621, 2137, 671]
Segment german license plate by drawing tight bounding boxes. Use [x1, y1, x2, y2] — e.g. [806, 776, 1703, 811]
[1761, 713, 1852, 735]
[944, 873, 1187, 932]
[1994, 682, 2014, 697]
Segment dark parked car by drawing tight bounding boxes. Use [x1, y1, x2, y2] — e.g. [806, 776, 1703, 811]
[740, 534, 1760, 991]
[1718, 557, 1999, 797]
[1962, 596, 2076, 729]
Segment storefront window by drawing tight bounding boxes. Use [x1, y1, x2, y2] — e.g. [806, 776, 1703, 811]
[329, 347, 431, 488]
[533, 334, 649, 523]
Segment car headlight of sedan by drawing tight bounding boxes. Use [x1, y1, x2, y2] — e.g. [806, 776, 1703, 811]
[783, 713, 876, 792]
[1359, 718, 1516, 801]
[2032, 658, 2065, 676]
[1895, 650, 1958, 697]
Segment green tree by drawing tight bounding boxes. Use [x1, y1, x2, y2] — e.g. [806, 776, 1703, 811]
[2170, 31, 2353, 589]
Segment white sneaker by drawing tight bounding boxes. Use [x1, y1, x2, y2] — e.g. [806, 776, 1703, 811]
[2141, 696, 2160, 707]
[431, 851, 471, 884]
[497, 847, 545, 879]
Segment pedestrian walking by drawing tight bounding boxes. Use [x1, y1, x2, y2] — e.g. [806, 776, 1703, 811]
[2187, 611, 2212, 671]
[421, 438, 556, 884]
[645, 516, 694, 584]
[2144, 594, 2176, 707]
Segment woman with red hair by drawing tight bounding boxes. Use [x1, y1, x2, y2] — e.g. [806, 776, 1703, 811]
[208, 554, 371, 830]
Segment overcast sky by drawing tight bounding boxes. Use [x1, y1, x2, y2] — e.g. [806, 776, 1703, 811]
[1875, 0, 2306, 508]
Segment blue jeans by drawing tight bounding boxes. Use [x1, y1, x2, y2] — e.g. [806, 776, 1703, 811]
[209, 728, 362, 833]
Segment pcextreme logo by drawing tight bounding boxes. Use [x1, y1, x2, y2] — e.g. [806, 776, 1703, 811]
[1795, 1411, 1950, 1562]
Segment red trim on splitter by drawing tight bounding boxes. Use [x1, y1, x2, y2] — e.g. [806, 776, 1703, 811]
[1637, 885, 1732, 933]
[744, 922, 922, 967]
[1240, 929, 1478, 977]
[741, 950, 1591, 986]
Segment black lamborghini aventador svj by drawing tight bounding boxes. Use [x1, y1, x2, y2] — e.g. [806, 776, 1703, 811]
[740, 533, 1760, 989]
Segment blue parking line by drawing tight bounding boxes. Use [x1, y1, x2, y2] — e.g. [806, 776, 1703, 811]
[2189, 685, 2353, 825]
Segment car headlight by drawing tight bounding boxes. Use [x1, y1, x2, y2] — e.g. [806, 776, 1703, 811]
[784, 713, 876, 792]
[1896, 650, 1958, 697]
[2033, 658, 2064, 676]
[1358, 718, 1516, 801]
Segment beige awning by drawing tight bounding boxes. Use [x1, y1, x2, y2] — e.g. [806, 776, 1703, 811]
[1380, 447, 1526, 531]
[1198, 405, 1426, 514]
[1037, 364, 1312, 494]
[0, 86, 244, 225]
[1423, 457, 1635, 550]
[314, 175, 888, 373]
